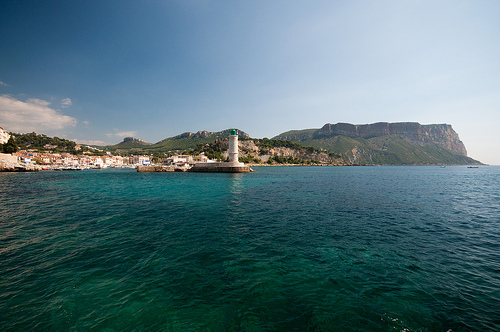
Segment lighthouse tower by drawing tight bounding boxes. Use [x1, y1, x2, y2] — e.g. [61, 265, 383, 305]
[228, 129, 239, 165]
[189, 128, 250, 172]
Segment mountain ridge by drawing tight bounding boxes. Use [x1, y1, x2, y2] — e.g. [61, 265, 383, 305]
[105, 129, 250, 154]
[101, 123, 480, 165]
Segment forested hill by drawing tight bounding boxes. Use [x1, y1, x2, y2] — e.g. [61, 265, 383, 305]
[7, 132, 87, 154]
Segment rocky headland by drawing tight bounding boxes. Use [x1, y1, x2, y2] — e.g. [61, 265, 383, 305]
[313, 122, 467, 155]
[273, 122, 479, 165]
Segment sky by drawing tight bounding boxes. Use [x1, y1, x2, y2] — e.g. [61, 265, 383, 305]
[0, 0, 499, 164]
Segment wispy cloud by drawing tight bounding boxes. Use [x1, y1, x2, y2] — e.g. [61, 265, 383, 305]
[0, 94, 77, 133]
[0, 81, 8, 87]
[115, 131, 137, 137]
[106, 130, 137, 138]
[61, 98, 72, 108]
[72, 139, 106, 146]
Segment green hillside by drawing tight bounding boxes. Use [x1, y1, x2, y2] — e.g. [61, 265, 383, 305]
[149, 129, 248, 151]
[149, 137, 219, 152]
[106, 142, 150, 150]
[104, 129, 249, 155]
[272, 128, 317, 141]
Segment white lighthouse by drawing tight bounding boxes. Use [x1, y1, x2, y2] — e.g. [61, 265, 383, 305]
[189, 128, 250, 172]
[228, 129, 240, 165]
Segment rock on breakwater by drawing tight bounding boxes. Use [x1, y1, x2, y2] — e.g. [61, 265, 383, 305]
[136, 165, 188, 172]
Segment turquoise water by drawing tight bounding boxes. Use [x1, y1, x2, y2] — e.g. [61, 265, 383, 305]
[1, 166, 499, 331]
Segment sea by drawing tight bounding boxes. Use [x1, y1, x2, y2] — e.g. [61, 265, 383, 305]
[0, 166, 499, 331]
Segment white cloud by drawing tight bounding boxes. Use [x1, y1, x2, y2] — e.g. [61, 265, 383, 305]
[0, 81, 8, 87]
[61, 98, 72, 108]
[0, 94, 77, 133]
[26, 98, 51, 107]
[83, 120, 89, 125]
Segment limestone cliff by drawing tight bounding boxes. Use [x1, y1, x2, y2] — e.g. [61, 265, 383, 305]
[121, 137, 152, 145]
[174, 129, 251, 140]
[313, 122, 467, 156]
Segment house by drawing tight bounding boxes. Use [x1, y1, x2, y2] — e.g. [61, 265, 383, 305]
[0, 126, 10, 144]
[162, 155, 192, 166]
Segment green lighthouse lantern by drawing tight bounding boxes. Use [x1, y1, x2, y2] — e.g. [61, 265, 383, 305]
[231, 129, 237, 136]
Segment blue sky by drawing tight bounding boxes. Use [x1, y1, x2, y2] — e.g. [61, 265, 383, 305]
[1, 1, 499, 164]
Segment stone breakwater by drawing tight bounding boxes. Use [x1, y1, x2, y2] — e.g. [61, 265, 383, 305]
[189, 164, 251, 173]
[137, 165, 252, 173]
[0, 161, 41, 172]
[136, 165, 188, 172]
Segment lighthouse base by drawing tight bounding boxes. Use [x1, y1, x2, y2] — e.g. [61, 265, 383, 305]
[189, 162, 251, 173]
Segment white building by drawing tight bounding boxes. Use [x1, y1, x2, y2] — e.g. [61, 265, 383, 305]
[162, 155, 190, 166]
[162, 155, 211, 166]
[0, 126, 10, 144]
[131, 155, 150, 165]
[102, 155, 124, 166]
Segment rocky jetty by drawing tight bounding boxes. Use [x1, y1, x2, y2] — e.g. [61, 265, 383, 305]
[137, 165, 188, 172]
[0, 161, 41, 172]
[189, 164, 251, 173]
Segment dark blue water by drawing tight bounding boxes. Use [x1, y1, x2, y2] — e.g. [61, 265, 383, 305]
[1, 166, 499, 331]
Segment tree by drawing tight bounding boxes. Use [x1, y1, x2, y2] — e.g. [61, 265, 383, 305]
[3, 137, 18, 154]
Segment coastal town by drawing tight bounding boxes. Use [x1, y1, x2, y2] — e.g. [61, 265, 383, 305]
[0, 150, 220, 172]
[0, 126, 251, 172]
[0, 126, 208, 171]
[0, 149, 215, 172]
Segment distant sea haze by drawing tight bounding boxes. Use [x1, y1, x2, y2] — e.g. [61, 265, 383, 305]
[1, 166, 498, 330]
